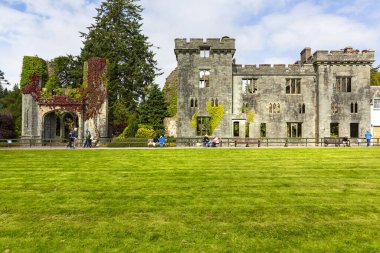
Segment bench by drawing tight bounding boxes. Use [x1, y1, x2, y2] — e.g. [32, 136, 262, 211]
[323, 137, 350, 147]
[234, 138, 260, 147]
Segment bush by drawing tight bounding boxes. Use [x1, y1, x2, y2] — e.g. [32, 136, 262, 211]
[135, 128, 155, 138]
[0, 113, 15, 139]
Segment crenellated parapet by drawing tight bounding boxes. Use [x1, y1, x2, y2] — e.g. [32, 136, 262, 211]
[312, 47, 374, 65]
[174, 37, 236, 56]
[233, 63, 315, 76]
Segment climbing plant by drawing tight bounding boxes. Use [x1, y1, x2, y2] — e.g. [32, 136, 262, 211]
[190, 110, 199, 129]
[206, 101, 225, 134]
[247, 109, 255, 123]
[20, 56, 48, 89]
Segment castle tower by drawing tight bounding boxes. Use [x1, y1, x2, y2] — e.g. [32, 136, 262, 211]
[175, 37, 235, 138]
[313, 48, 375, 139]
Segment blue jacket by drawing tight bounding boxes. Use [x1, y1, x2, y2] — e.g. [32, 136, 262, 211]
[365, 132, 372, 140]
[158, 137, 166, 144]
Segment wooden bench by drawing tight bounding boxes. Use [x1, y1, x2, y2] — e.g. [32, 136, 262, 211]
[234, 138, 260, 147]
[323, 137, 350, 147]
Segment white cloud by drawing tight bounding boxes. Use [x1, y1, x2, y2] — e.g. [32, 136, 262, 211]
[0, 0, 379, 87]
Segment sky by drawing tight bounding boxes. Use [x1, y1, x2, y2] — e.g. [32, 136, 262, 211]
[0, 0, 379, 88]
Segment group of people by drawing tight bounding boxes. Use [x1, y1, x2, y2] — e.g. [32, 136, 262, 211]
[203, 135, 219, 147]
[150, 136, 166, 147]
[66, 128, 92, 149]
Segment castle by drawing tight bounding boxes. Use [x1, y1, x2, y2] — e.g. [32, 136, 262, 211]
[175, 37, 375, 140]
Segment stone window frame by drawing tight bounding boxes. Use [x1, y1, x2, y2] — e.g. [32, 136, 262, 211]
[200, 47, 210, 58]
[269, 103, 280, 114]
[199, 69, 210, 88]
[285, 78, 301, 94]
[196, 116, 210, 136]
[242, 78, 257, 94]
[336, 76, 352, 92]
[233, 121, 240, 137]
[190, 98, 198, 108]
[330, 123, 339, 137]
[373, 98, 380, 110]
[287, 122, 302, 138]
[298, 103, 305, 114]
[350, 102, 358, 113]
[260, 123, 267, 137]
[211, 98, 219, 107]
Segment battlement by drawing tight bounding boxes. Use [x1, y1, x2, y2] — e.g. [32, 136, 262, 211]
[313, 47, 375, 64]
[233, 63, 315, 75]
[175, 37, 235, 52]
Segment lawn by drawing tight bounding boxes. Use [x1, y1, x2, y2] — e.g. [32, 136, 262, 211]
[0, 148, 379, 252]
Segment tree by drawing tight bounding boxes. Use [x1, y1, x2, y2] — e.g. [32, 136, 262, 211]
[162, 68, 178, 117]
[45, 55, 83, 89]
[371, 65, 380, 86]
[80, 0, 159, 134]
[138, 84, 167, 129]
[0, 112, 15, 139]
[0, 85, 22, 136]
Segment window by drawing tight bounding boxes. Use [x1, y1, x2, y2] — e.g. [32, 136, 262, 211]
[260, 123, 266, 137]
[286, 79, 301, 94]
[242, 103, 249, 113]
[374, 99, 380, 109]
[331, 102, 338, 114]
[233, 121, 240, 137]
[298, 103, 305, 114]
[336, 77, 351, 92]
[287, 122, 302, 138]
[269, 103, 280, 114]
[210, 98, 219, 107]
[211, 98, 215, 107]
[245, 122, 250, 138]
[215, 98, 219, 107]
[196, 116, 210, 136]
[190, 98, 198, 108]
[242, 78, 257, 94]
[351, 102, 358, 113]
[199, 70, 210, 88]
[200, 47, 210, 58]
[330, 123, 339, 137]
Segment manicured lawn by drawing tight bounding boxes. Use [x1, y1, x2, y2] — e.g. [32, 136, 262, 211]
[0, 148, 379, 252]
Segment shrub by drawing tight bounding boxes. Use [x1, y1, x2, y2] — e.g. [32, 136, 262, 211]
[135, 128, 156, 138]
[0, 113, 15, 139]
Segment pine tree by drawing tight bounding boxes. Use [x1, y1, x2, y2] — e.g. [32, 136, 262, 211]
[80, 0, 159, 133]
[138, 84, 167, 129]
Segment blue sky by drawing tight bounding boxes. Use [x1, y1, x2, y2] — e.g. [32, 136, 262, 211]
[0, 0, 379, 87]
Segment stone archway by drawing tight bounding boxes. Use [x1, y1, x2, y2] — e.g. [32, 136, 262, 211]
[43, 111, 78, 141]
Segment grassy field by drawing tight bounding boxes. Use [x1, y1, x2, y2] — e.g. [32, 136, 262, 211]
[0, 148, 379, 252]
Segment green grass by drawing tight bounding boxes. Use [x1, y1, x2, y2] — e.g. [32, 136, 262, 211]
[0, 148, 379, 252]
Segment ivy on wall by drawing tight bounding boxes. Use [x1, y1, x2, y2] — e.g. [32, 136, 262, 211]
[190, 110, 199, 129]
[247, 109, 255, 123]
[206, 101, 225, 134]
[20, 56, 48, 89]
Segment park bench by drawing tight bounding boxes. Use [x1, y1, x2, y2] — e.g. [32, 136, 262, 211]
[234, 138, 260, 147]
[323, 137, 350, 147]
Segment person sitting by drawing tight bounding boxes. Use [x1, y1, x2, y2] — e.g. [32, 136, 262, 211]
[158, 136, 166, 147]
[211, 136, 219, 147]
[153, 136, 159, 147]
[203, 135, 211, 147]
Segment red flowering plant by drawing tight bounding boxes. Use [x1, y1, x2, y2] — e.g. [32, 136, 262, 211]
[22, 74, 41, 100]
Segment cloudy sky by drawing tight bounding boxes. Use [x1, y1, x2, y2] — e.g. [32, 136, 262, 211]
[0, 0, 379, 87]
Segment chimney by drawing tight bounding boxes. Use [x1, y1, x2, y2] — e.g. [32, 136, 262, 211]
[300, 47, 311, 64]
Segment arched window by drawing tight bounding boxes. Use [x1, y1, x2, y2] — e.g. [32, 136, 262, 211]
[273, 103, 277, 113]
[195, 99, 198, 108]
[277, 103, 280, 113]
[355, 102, 358, 113]
[302, 103, 305, 114]
[190, 99, 194, 107]
[298, 103, 302, 114]
[351, 102, 354, 113]
[269, 103, 272, 114]
[215, 98, 219, 107]
[211, 98, 214, 107]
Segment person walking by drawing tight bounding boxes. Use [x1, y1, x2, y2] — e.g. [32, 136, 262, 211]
[84, 129, 92, 148]
[365, 130, 372, 147]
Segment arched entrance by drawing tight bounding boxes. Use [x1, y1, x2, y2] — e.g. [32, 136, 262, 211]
[43, 111, 78, 141]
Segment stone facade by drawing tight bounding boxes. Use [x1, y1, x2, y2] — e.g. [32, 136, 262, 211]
[21, 58, 108, 141]
[175, 37, 374, 140]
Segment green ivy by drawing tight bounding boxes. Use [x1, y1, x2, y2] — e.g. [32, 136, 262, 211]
[20, 56, 48, 88]
[83, 61, 88, 88]
[247, 109, 255, 123]
[190, 110, 199, 129]
[206, 101, 225, 134]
